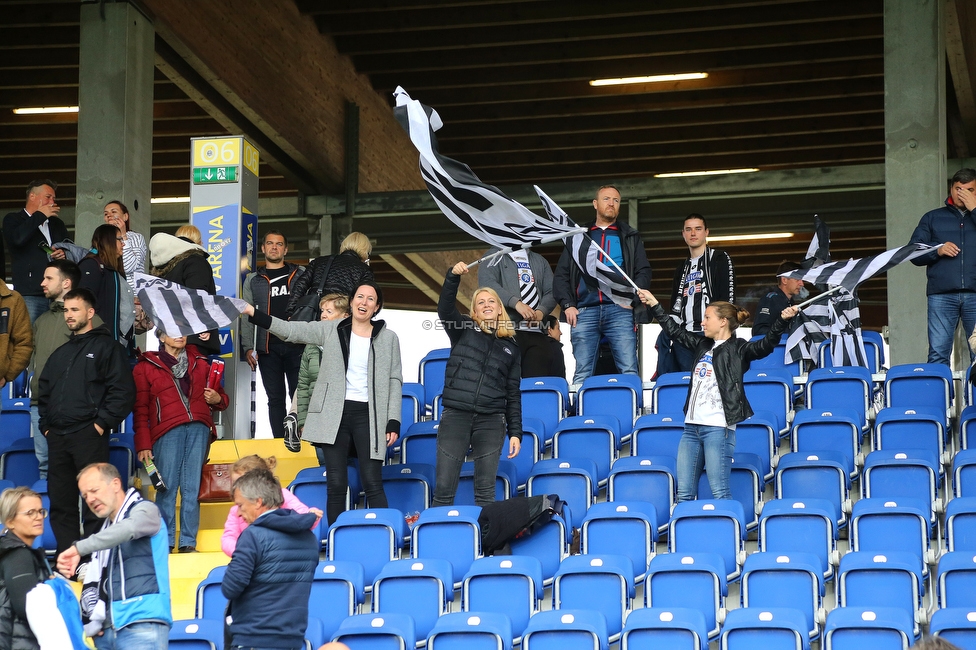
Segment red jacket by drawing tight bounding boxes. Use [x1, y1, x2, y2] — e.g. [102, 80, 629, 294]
[133, 345, 229, 452]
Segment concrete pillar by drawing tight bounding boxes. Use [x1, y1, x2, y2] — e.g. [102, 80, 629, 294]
[884, 0, 946, 365]
[75, 2, 154, 246]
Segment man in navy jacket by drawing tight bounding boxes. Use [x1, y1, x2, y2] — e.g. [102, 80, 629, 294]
[910, 168, 976, 365]
[222, 468, 318, 650]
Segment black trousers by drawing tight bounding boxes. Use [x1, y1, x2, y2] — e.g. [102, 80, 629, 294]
[47, 425, 110, 556]
[316, 400, 387, 525]
[257, 338, 303, 438]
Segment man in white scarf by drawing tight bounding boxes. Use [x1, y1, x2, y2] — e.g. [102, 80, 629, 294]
[57, 463, 172, 649]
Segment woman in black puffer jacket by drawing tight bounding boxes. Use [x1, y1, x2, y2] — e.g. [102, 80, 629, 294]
[0, 487, 52, 650]
[285, 232, 374, 321]
[432, 262, 522, 507]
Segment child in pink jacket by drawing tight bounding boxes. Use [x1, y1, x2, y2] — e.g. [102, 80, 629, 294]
[221, 454, 323, 556]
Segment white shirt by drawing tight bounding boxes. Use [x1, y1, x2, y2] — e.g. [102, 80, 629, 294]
[345, 332, 371, 402]
[686, 339, 731, 428]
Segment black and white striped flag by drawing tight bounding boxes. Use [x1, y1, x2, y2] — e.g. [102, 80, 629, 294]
[134, 273, 247, 337]
[800, 214, 831, 270]
[394, 86, 635, 307]
[785, 301, 831, 364]
[828, 287, 868, 367]
[779, 242, 939, 292]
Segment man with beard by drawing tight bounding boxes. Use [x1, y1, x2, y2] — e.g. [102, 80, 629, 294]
[241, 231, 305, 438]
[38, 288, 135, 557]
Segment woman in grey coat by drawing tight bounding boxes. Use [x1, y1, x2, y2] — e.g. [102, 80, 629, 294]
[244, 281, 401, 525]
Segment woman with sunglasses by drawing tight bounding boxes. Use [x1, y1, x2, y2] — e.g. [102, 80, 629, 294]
[0, 487, 51, 650]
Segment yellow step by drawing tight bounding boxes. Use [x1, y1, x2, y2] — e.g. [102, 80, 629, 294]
[196, 528, 225, 554]
[168, 551, 229, 622]
[233, 439, 318, 487]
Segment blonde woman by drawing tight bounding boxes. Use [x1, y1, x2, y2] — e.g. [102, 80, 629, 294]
[0, 487, 50, 650]
[432, 262, 522, 507]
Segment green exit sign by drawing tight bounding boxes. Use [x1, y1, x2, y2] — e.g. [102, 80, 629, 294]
[193, 166, 238, 184]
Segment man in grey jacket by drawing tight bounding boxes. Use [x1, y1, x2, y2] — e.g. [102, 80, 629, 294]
[478, 246, 556, 326]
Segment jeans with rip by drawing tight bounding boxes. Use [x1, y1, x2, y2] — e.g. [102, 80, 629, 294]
[432, 407, 506, 507]
[676, 423, 735, 502]
[926, 292, 976, 365]
[153, 421, 209, 548]
[569, 303, 638, 384]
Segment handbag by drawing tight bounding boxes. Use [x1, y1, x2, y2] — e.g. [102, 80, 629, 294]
[289, 256, 335, 322]
[199, 463, 234, 502]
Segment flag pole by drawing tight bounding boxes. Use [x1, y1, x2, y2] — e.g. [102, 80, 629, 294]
[465, 227, 587, 269]
[581, 232, 642, 292]
[794, 285, 845, 310]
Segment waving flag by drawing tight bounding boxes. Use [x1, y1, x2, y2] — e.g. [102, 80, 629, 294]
[134, 272, 247, 337]
[780, 242, 939, 293]
[800, 214, 831, 270]
[394, 86, 636, 306]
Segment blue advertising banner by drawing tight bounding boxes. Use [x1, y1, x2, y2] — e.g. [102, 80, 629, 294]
[192, 203, 238, 297]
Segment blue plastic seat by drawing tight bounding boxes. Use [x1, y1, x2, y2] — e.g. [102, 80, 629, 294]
[936, 552, 976, 609]
[401, 421, 440, 467]
[427, 612, 513, 650]
[551, 415, 622, 486]
[526, 458, 598, 529]
[400, 382, 426, 439]
[743, 368, 794, 438]
[0, 404, 31, 447]
[790, 408, 862, 479]
[873, 406, 948, 469]
[929, 607, 976, 649]
[372, 558, 454, 643]
[462, 555, 543, 641]
[553, 554, 634, 642]
[748, 333, 801, 377]
[805, 367, 872, 432]
[522, 609, 608, 650]
[0, 437, 39, 487]
[822, 607, 914, 650]
[520, 377, 569, 446]
[735, 412, 777, 481]
[883, 362, 953, 425]
[697, 452, 765, 532]
[455, 460, 517, 505]
[169, 618, 224, 650]
[328, 508, 406, 589]
[651, 371, 690, 415]
[419, 347, 451, 412]
[720, 607, 812, 650]
[954, 449, 976, 498]
[381, 463, 434, 522]
[740, 552, 825, 640]
[607, 456, 674, 535]
[961, 404, 976, 450]
[195, 565, 228, 621]
[510, 422, 543, 493]
[309, 560, 366, 640]
[861, 450, 941, 528]
[621, 607, 708, 650]
[669, 499, 748, 581]
[818, 336, 882, 375]
[580, 501, 657, 582]
[836, 551, 925, 639]
[509, 506, 571, 587]
[577, 374, 643, 434]
[411, 505, 482, 588]
[645, 552, 728, 640]
[775, 452, 851, 529]
[758, 498, 838, 582]
[630, 413, 684, 463]
[333, 612, 417, 650]
[946, 496, 976, 553]
[850, 498, 935, 575]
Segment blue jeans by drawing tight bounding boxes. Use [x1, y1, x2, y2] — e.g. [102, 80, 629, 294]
[31, 405, 47, 479]
[570, 303, 638, 384]
[22, 295, 48, 324]
[676, 423, 735, 502]
[153, 421, 209, 548]
[927, 292, 976, 365]
[93, 621, 169, 650]
[432, 408, 506, 507]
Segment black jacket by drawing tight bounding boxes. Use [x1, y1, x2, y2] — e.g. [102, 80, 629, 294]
[0, 533, 49, 650]
[669, 247, 735, 323]
[2, 209, 68, 297]
[438, 272, 522, 440]
[752, 287, 791, 336]
[650, 303, 788, 426]
[518, 331, 566, 380]
[285, 250, 373, 318]
[151, 248, 219, 354]
[553, 219, 653, 322]
[37, 325, 136, 435]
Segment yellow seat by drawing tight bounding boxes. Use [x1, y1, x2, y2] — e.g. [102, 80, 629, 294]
[168, 551, 229, 621]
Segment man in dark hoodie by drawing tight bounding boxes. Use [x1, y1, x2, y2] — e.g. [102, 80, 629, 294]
[38, 287, 136, 557]
[221, 468, 318, 650]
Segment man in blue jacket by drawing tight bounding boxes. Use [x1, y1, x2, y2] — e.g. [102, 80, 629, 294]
[222, 468, 318, 650]
[910, 168, 976, 365]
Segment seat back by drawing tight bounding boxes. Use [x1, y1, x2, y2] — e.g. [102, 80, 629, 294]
[774, 453, 850, 528]
[790, 409, 861, 479]
[462, 555, 544, 639]
[520, 377, 569, 445]
[837, 552, 924, 637]
[411, 505, 482, 587]
[400, 382, 425, 438]
[929, 606, 976, 649]
[577, 374, 642, 429]
[645, 552, 727, 640]
[0, 438, 40, 486]
[884, 363, 953, 420]
[741, 552, 824, 640]
[954, 449, 976, 498]
[861, 451, 939, 526]
[553, 555, 634, 641]
[427, 611, 513, 650]
[372, 558, 454, 641]
[580, 501, 658, 581]
[669, 500, 747, 581]
[631, 413, 684, 463]
[169, 618, 224, 650]
[621, 607, 708, 650]
[522, 609, 609, 650]
[697, 453, 764, 531]
[721, 607, 812, 650]
[552, 415, 621, 486]
[735, 412, 777, 481]
[743, 368, 794, 436]
[526, 459, 597, 529]
[850, 499, 931, 570]
[510, 423, 543, 492]
[806, 368, 872, 430]
[946, 497, 976, 553]
[873, 407, 946, 465]
[400, 421, 440, 467]
[328, 509, 406, 587]
[333, 612, 417, 650]
[608, 457, 674, 535]
[936, 552, 976, 609]
[823, 607, 914, 650]
[758, 498, 838, 582]
[195, 566, 228, 620]
[309, 561, 366, 640]
[419, 348, 451, 411]
[652, 372, 690, 415]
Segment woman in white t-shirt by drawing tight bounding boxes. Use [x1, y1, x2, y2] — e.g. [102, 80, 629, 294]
[639, 289, 798, 502]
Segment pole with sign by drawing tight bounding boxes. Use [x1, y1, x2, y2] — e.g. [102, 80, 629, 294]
[190, 136, 260, 439]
